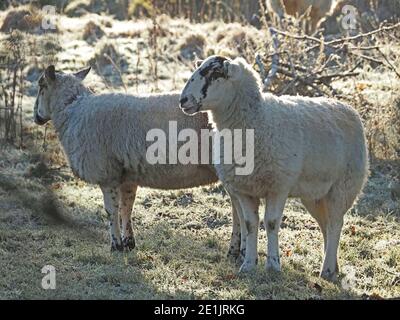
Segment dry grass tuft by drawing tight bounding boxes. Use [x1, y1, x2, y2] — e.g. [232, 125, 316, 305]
[179, 33, 207, 60]
[64, 0, 92, 18]
[0, 7, 41, 33]
[82, 20, 105, 43]
[214, 24, 261, 60]
[89, 39, 128, 87]
[0, 5, 58, 34]
[92, 40, 122, 68]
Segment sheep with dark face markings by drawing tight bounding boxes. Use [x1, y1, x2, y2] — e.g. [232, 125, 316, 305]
[180, 55, 369, 282]
[33, 65, 245, 257]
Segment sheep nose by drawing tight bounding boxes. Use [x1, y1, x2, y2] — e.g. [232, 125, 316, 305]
[180, 97, 188, 106]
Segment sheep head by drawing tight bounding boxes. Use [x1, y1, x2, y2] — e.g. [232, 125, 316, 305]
[179, 55, 244, 115]
[33, 66, 91, 125]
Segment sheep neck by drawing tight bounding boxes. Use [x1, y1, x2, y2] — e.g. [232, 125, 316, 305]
[210, 86, 262, 131]
[51, 85, 93, 138]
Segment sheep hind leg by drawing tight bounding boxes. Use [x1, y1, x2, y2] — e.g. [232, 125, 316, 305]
[119, 183, 137, 252]
[301, 198, 328, 253]
[320, 180, 357, 282]
[101, 186, 123, 252]
[237, 194, 260, 273]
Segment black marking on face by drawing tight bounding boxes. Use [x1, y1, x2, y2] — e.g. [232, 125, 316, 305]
[199, 56, 228, 98]
[38, 74, 46, 87]
[37, 75, 47, 99]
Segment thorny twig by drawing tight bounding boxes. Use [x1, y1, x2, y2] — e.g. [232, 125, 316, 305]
[263, 27, 279, 91]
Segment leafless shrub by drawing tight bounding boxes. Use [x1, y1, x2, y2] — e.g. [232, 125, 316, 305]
[362, 90, 400, 160]
[0, 31, 25, 147]
[255, 22, 400, 97]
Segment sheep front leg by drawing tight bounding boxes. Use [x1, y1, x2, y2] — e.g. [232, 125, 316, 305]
[237, 194, 260, 273]
[101, 186, 123, 252]
[264, 193, 287, 272]
[227, 193, 242, 261]
[119, 183, 137, 251]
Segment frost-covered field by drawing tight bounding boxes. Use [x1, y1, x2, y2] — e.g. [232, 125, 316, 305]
[0, 3, 399, 299]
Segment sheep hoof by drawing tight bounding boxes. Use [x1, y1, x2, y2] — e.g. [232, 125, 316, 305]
[235, 256, 244, 265]
[111, 241, 124, 252]
[227, 252, 239, 262]
[239, 261, 257, 273]
[320, 269, 338, 282]
[266, 257, 281, 272]
[234, 252, 245, 265]
[227, 247, 240, 262]
[122, 236, 136, 251]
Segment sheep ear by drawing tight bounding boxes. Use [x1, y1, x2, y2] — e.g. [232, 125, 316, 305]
[74, 67, 91, 81]
[223, 60, 241, 80]
[195, 60, 203, 68]
[45, 65, 56, 81]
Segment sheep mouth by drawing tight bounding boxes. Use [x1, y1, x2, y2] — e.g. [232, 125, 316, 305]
[181, 104, 201, 115]
[34, 113, 49, 125]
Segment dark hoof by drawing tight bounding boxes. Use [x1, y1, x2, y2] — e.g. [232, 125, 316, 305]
[234, 248, 246, 265]
[227, 251, 240, 262]
[320, 269, 338, 283]
[227, 244, 240, 260]
[111, 241, 124, 252]
[122, 236, 136, 251]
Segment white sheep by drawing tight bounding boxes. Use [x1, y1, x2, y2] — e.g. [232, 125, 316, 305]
[179, 55, 368, 281]
[33, 66, 245, 258]
[266, 0, 334, 32]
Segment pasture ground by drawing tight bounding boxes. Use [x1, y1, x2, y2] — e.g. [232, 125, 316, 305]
[0, 7, 399, 299]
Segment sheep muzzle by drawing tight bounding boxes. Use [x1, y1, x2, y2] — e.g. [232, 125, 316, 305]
[34, 112, 49, 125]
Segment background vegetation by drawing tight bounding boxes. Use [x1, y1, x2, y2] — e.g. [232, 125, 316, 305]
[0, 0, 399, 299]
